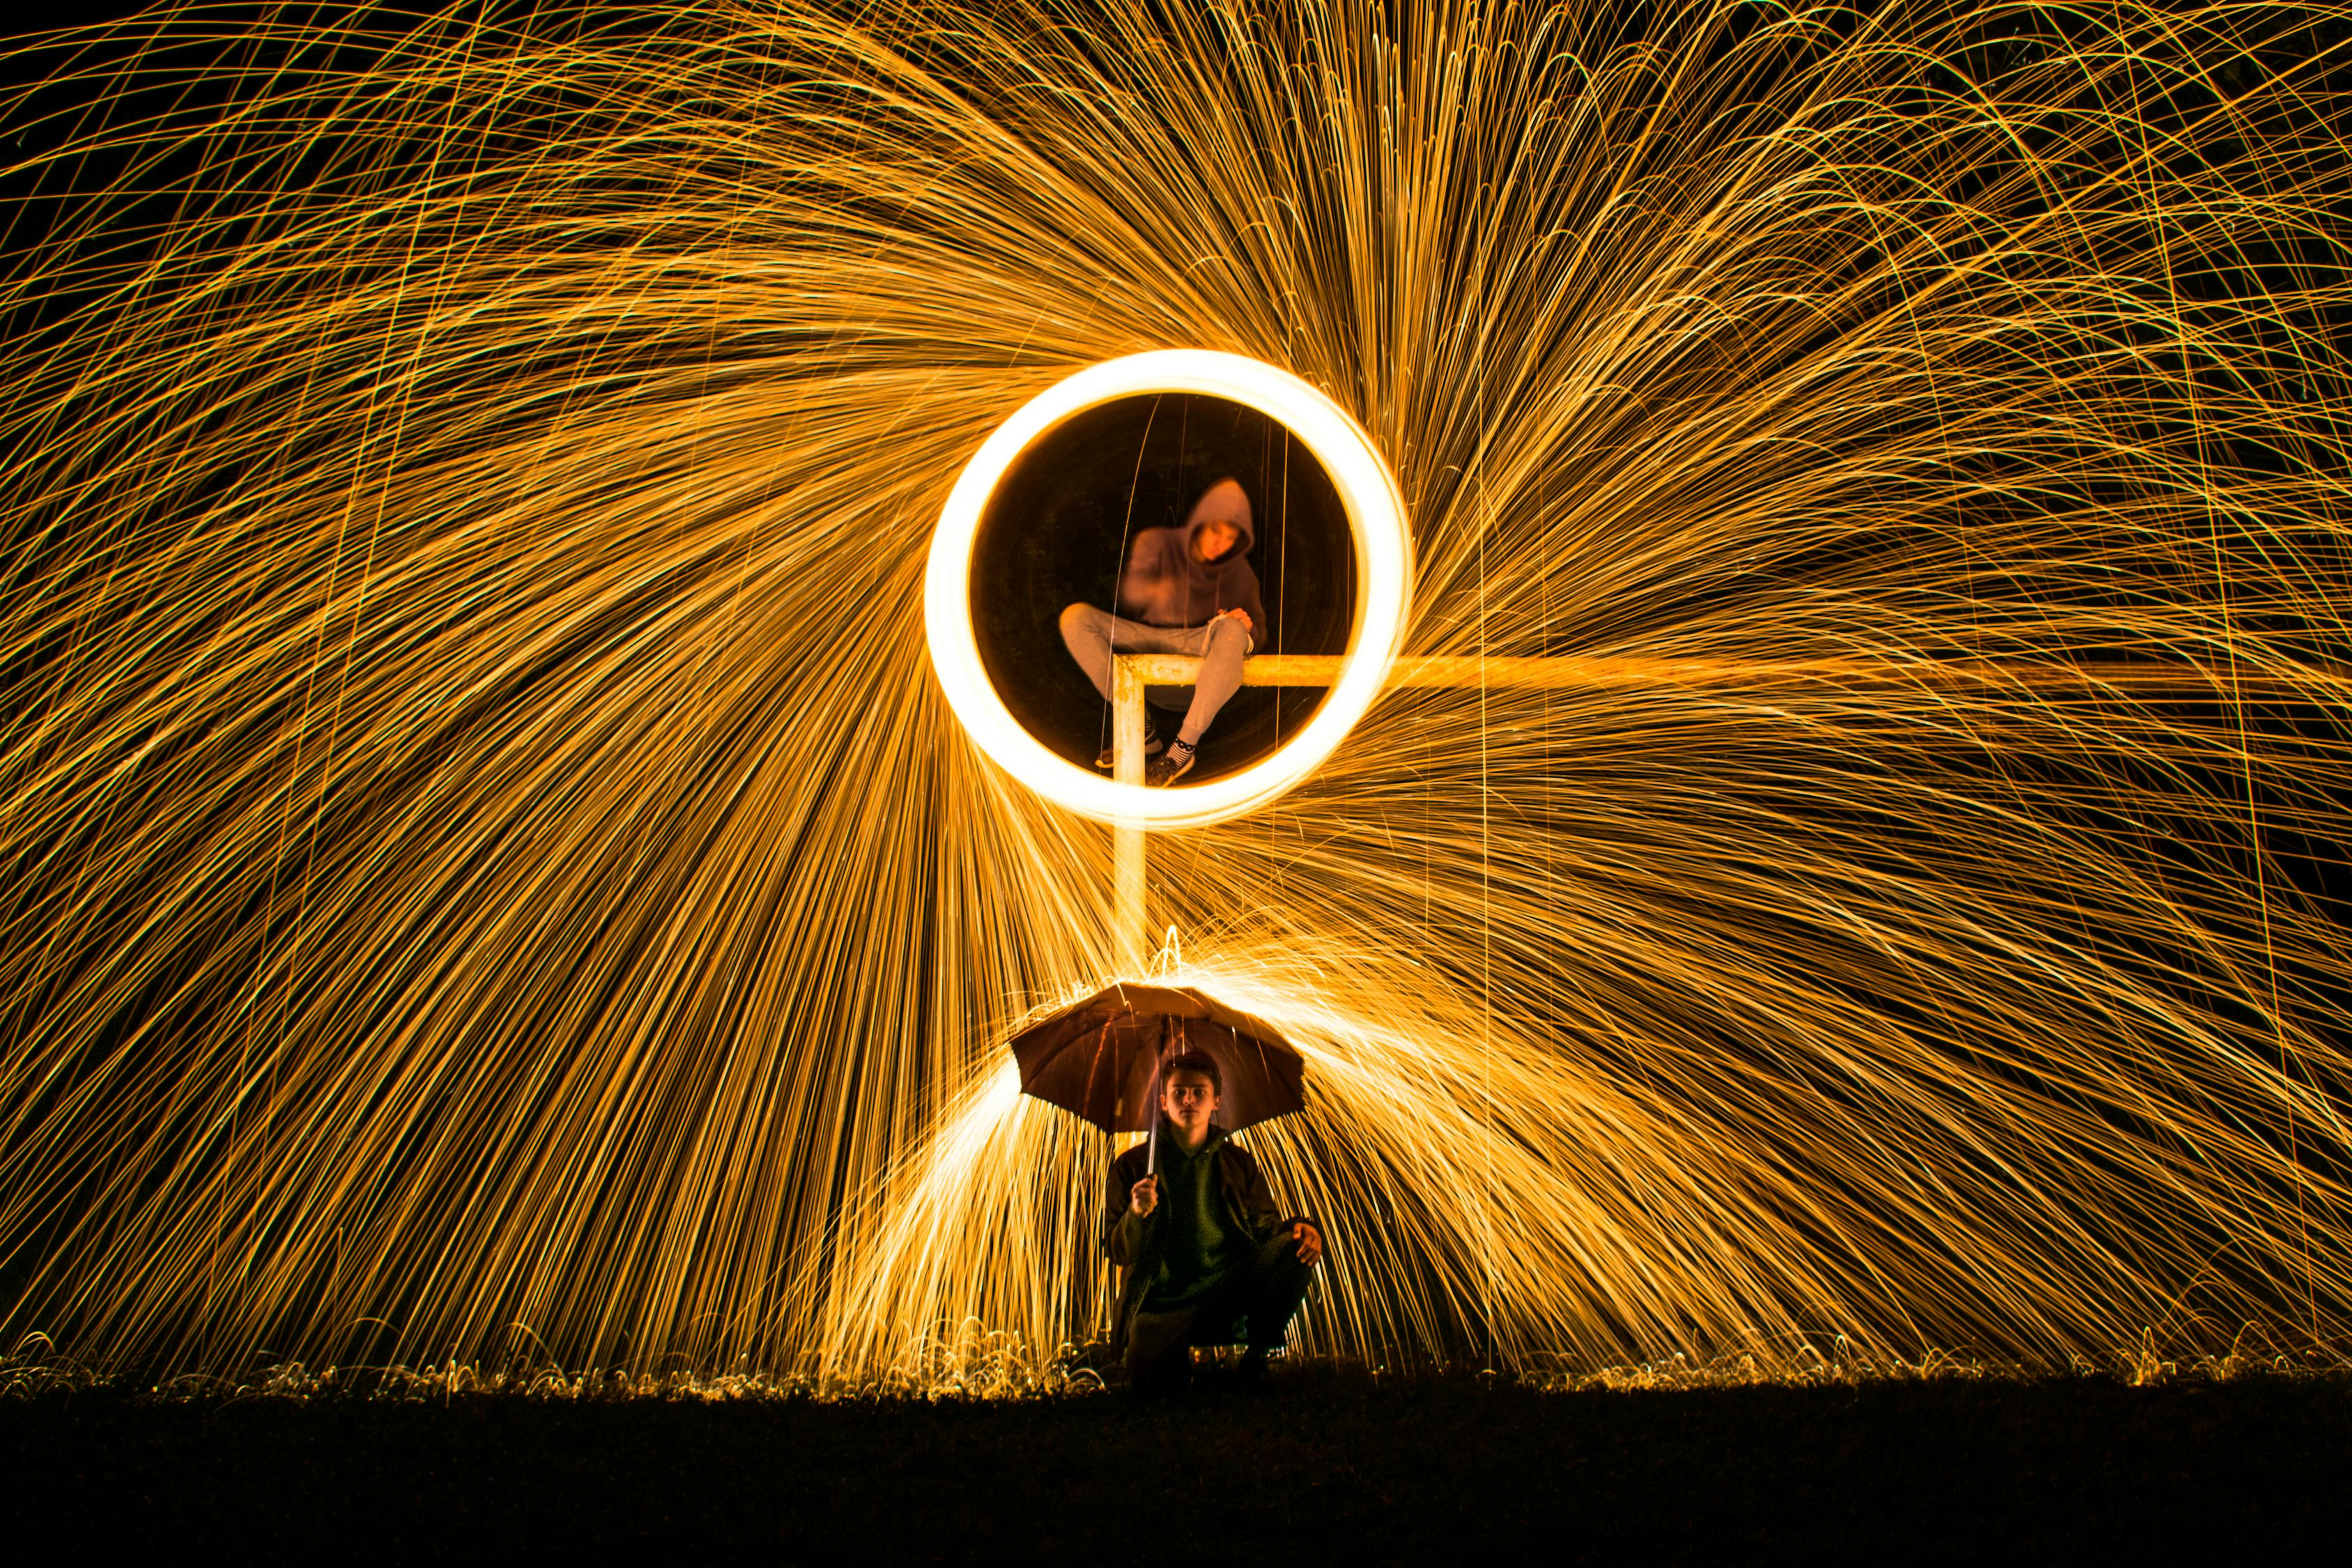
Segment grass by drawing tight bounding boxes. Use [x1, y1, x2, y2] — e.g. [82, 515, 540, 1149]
[8, 1359, 2352, 1558]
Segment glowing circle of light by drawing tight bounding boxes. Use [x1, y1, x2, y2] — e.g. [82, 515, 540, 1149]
[926, 351, 1411, 829]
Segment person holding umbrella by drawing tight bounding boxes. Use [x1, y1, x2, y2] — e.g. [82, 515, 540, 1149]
[1102, 1049, 1323, 1393]
[1009, 983, 1325, 1392]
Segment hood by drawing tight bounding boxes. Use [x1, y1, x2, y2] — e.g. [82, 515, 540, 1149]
[1117, 475, 1269, 634]
[1181, 477, 1254, 563]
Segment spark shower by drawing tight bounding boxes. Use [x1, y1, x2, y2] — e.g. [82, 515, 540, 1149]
[2, 1, 2351, 1389]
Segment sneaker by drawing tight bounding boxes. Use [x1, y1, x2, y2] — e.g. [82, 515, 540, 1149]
[1144, 737, 1197, 787]
[1094, 729, 1165, 770]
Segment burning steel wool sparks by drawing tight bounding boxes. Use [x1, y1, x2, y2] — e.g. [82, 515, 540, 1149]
[2, 1, 2351, 1391]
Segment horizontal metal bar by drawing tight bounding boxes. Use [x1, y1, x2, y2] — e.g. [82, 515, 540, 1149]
[1116, 651, 2348, 694]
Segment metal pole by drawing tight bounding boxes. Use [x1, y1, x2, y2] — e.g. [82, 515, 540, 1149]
[1111, 654, 1147, 971]
[1113, 650, 2339, 695]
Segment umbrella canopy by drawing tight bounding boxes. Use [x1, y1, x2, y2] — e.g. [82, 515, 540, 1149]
[1009, 983, 1306, 1136]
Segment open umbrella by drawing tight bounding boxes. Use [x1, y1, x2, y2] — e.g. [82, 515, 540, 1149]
[1008, 983, 1306, 1171]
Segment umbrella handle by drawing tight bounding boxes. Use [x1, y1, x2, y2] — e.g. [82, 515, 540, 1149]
[1145, 1037, 1165, 1176]
[1142, 1015, 1190, 1176]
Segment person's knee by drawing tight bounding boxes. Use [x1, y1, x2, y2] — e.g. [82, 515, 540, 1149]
[1059, 601, 1102, 654]
[1257, 1230, 1317, 1283]
[1204, 615, 1250, 654]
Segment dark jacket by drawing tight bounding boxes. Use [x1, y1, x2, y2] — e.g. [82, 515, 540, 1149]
[1101, 1129, 1304, 1351]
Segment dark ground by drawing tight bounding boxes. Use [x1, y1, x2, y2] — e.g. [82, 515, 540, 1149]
[8, 1368, 2351, 1560]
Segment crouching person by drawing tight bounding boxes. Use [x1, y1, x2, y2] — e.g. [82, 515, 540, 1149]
[1102, 1049, 1325, 1394]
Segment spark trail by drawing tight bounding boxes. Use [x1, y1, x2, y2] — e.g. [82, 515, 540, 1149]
[1, 1, 2350, 1388]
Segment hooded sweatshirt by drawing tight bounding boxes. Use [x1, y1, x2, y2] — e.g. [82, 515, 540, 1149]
[1115, 477, 1271, 642]
[1135, 1125, 1255, 1310]
[1102, 1123, 1307, 1350]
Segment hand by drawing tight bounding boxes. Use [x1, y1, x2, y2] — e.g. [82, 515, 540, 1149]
[1130, 1175, 1159, 1217]
[1219, 607, 1254, 634]
[1289, 1220, 1323, 1265]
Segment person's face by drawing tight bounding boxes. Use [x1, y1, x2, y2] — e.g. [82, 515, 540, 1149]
[1160, 1068, 1219, 1140]
[1190, 521, 1242, 563]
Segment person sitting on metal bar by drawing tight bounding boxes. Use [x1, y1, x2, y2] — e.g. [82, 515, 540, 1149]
[1059, 476, 1269, 786]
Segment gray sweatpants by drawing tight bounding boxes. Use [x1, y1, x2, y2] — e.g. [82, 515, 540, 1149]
[1058, 604, 1254, 744]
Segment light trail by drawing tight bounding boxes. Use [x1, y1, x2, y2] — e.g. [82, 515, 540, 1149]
[0, 2, 2345, 1388]
[925, 349, 1412, 829]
